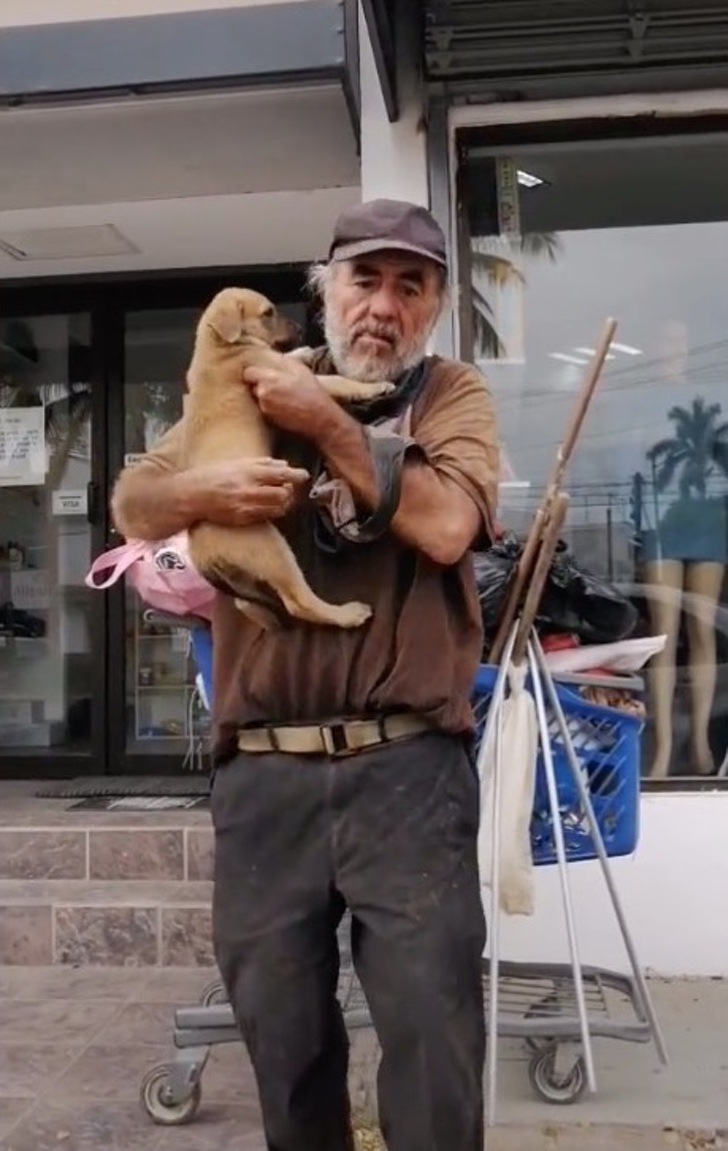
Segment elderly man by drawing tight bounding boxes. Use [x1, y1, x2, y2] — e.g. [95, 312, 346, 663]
[112, 199, 499, 1151]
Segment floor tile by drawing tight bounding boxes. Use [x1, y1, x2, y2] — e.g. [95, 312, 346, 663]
[0, 966, 151, 1002]
[484, 1128, 557, 1150]
[0, 1000, 120, 1046]
[154, 1104, 264, 1150]
[92, 1002, 177, 1047]
[0, 1101, 163, 1151]
[45, 1044, 171, 1103]
[0, 1101, 33, 1142]
[138, 967, 219, 1005]
[0, 1044, 76, 1099]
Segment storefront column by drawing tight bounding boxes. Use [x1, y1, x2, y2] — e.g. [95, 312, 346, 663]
[357, 2, 428, 206]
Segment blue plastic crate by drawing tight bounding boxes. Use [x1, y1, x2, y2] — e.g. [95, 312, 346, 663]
[472, 664, 642, 866]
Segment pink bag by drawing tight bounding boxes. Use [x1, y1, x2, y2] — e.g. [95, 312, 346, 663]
[85, 533, 216, 622]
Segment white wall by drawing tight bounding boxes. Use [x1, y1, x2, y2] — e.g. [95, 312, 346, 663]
[494, 794, 728, 978]
[357, 4, 428, 206]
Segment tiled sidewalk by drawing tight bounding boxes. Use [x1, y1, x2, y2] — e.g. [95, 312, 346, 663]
[0, 967, 725, 1150]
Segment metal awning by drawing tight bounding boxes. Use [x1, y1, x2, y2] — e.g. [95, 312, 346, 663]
[424, 1, 728, 99]
[0, 0, 361, 130]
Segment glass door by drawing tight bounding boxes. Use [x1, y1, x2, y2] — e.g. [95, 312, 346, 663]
[0, 311, 105, 771]
[111, 292, 310, 772]
[121, 308, 198, 765]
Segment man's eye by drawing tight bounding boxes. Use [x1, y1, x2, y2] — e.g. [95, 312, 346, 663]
[354, 278, 375, 289]
[402, 284, 421, 298]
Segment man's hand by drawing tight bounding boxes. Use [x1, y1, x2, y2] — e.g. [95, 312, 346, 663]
[182, 458, 310, 527]
[243, 359, 337, 440]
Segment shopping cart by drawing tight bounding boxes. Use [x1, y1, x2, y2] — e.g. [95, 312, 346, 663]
[473, 661, 665, 1107]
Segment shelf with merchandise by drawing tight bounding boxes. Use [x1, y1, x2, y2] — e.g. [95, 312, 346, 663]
[130, 596, 199, 745]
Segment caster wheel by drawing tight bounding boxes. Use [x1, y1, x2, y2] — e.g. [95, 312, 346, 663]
[200, 979, 227, 1007]
[527, 1046, 587, 1105]
[140, 1063, 202, 1125]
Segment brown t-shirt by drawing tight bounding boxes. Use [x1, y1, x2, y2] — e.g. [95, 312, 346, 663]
[129, 354, 499, 760]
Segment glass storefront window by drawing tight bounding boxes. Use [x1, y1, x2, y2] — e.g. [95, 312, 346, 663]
[0, 313, 94, 756]
[123, 308, 201, 756]
[122, 300, 308, 757]
[456, 130, 728, 782]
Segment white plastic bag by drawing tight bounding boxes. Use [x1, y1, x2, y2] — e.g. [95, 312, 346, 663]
[478, 664, 539, 917]
[543, 634, 667, 676]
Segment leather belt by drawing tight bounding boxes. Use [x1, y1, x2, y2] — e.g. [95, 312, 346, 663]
[237, 713, 431, 758]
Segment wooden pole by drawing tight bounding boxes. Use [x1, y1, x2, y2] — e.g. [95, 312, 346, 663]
[511, 493, 570, 667]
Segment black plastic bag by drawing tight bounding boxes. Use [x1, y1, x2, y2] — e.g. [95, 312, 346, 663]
[473, 535, 638, 645]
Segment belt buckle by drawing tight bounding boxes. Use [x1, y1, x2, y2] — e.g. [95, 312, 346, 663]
[321, 722, 350, 757]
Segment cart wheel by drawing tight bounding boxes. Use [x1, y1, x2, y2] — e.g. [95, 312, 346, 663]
[527, 1046, 587, 1105]
[140, 1064, 202, 1125]
[200, 979, 227, 1006]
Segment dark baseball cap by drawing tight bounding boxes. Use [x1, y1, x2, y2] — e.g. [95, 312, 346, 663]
[329, 198, 448, 269]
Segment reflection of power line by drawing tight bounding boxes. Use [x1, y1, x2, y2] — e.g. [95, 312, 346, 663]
[487, 338, 728, 410]
[498, 389, 728, 450]
[503, 421, 726, 453]
[493, 365, 728, 412]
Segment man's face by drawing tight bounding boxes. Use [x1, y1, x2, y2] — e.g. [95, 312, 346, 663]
[323, 253, 444, 382]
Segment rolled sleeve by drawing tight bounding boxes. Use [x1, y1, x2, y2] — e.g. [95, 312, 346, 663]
[414, 361, 500, 543]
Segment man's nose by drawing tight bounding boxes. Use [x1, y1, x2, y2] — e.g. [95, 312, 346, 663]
[367, 284, 398, 321]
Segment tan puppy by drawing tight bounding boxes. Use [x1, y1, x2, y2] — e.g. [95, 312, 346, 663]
[182, 287, 393, 629]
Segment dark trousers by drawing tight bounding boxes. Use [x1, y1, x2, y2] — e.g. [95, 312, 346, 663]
[210, 731, 486, 1151]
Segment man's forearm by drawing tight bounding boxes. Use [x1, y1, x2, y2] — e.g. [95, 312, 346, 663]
[111, 468, 201, 541]
[313, 404, 481, 565]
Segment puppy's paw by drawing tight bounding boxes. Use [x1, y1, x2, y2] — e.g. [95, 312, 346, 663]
[329, 600, 372, 629]
[286, 346, 315, 366]
[344, 380, 395, 402]
[369, 381, 395, 397]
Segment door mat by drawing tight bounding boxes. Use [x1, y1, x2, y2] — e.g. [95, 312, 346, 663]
[68, 795, 209, 811]
[35, 775, 211, 800]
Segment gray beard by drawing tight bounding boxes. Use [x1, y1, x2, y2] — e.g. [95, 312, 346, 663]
[324, 315, 430, 383]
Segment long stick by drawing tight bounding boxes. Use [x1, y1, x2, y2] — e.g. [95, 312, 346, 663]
[552, 317, 618, 492]
[489, 318, 617, 663]
[488, 510, 544, 664]
[511, 493, 569, 666]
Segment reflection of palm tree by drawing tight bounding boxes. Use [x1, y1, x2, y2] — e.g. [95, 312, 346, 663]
[470, 233, 561, 358]
[647, 398, 728, 498]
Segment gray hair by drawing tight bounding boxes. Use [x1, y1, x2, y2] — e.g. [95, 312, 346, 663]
[306, 261, 332, 301]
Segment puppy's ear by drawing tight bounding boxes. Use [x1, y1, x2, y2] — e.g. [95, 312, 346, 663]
[206, 293, 243, 343]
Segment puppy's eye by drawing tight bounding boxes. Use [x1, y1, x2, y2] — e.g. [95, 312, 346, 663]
[261, 306, 275, 318]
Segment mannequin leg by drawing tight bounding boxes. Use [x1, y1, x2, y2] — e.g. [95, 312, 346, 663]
[683, 562, 724, 775]
[643, 560, 684, 779]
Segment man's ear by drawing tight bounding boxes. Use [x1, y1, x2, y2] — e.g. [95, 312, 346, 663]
[206, 291, 243, 343]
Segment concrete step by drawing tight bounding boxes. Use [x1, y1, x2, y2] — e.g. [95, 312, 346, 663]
[0, 878, 214, 968]
[0, 815, 214, 883]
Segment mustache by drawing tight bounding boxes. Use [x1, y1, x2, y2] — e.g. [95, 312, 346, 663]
[350, 322, 398, 347]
